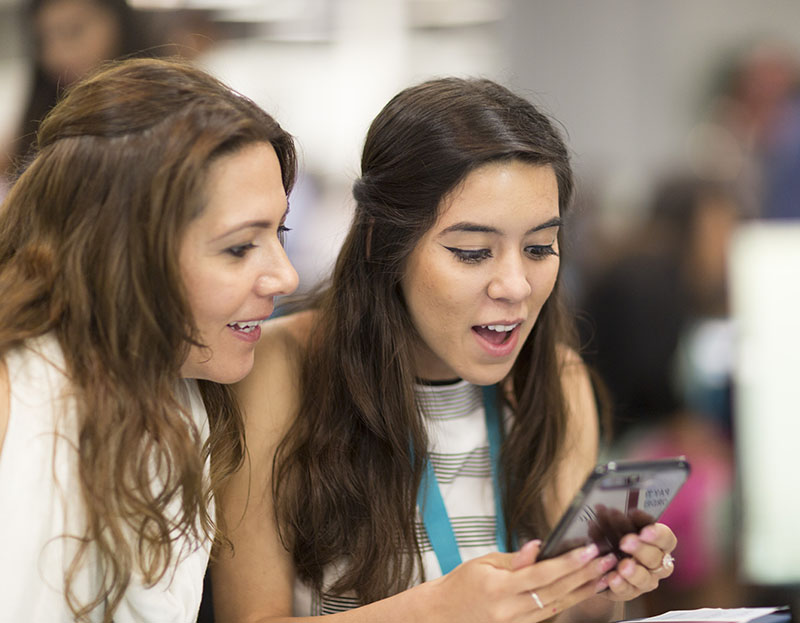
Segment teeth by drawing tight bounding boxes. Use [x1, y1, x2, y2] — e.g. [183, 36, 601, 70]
[482, 324, 518, 332]
[228, 320, 262, 332]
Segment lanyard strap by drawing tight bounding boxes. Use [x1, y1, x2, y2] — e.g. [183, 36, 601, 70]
[417, 384, 509, 575]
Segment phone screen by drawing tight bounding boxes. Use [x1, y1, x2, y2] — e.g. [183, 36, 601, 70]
[539, 458, 690, 560]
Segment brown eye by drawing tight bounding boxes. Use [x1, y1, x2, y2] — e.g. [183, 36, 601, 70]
[525, 245, 558, 260]
[226, 243, 256, 258]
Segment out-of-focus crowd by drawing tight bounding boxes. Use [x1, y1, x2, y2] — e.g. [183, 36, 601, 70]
[571, 40, 800, 615]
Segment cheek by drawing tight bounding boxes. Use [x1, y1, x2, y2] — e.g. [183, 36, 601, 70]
[530, 260, 560, 307]
[411, 264, 470, 330]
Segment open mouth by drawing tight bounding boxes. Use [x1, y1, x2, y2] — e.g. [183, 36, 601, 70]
[472, 323, 520, 345]
[227, 320, 263, 333]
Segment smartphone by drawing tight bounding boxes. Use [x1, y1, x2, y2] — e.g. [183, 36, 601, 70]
[538, 457, 690, 560]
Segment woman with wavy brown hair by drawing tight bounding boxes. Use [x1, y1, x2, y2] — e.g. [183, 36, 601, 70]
[213, 78, 677, 622]
[0, 58, 298, 621]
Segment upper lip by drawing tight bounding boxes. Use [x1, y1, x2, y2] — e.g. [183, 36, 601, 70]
[229, 314, 272, 325]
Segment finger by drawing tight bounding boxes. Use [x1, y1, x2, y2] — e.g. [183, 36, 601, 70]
[638, 523, 678, 552]
[615, 556, 660, 591]
[509, 543, 601, 593]
[519, 573, 613, 621]
[511, 539, 541, 570]
[604, 568, 645, 602]
[618, 534, 667, 571]
[524, 552, 618, 612]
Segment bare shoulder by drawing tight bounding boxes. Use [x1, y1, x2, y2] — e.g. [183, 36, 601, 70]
[244, 310, 314, 385]
[213, 312, 316, 619]
[234, 310, 316, 453]
[0, 358, 9, 460]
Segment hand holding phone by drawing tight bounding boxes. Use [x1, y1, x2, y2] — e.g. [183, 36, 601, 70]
[539, 457, 690, 561]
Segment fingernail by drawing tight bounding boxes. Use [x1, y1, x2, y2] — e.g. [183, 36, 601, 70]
[595, 576, 609, 592]
[620, 561, 635, 578]
[599, 553, 618, 572]
[579, 543, 599, 562]
[610, 574, 625, 589]
[641, 526, 657, 541]
[619, 536, 638, 553]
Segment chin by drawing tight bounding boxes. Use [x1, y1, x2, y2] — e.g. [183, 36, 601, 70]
[183, 356, 255, 385]
[460, 363, 513, 387]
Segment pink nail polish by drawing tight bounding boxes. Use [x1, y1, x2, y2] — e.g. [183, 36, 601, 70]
[580, 543, 599, 562]
[620, 561, 635, 578]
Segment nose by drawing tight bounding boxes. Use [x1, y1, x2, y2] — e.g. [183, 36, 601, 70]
[256, 245, 299, 298]
[486, 252, 532, 303]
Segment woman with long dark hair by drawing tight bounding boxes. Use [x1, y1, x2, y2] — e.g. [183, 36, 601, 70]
[213, 78, 677, 622]
[0, 58, 298, 622]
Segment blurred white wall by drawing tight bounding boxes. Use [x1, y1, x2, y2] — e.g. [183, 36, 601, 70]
[196, 0, 506, 289]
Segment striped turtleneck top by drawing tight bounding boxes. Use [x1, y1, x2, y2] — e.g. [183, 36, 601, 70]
[292, 379, 504, 616]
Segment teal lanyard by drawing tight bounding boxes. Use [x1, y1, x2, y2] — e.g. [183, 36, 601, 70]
[417, 384, 509, 575]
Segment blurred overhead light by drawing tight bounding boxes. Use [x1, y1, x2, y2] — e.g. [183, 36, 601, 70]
[128, 0, 321, 21]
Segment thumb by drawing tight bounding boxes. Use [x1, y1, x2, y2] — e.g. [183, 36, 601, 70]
[511, 539, 541, 570]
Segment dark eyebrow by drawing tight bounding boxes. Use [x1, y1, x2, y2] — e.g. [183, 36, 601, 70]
[210, 204, 290, 243]
[439, 216, 563, 236]
[210, 220, 272, 242]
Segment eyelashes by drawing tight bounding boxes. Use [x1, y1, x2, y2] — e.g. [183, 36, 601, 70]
[526, 245, 559, 259]
[444, 245, 558, 264]
[278, 224, 291, 247]
[226, 242, 257, 258]
[226, 225, 291, 258]
[445, 247, 492, 264]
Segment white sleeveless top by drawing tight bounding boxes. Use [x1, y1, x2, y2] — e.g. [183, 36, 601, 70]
[0, 336, 212, 622]
[292, 379, 502, 615]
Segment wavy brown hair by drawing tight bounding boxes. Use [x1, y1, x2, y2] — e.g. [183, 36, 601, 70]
[273, 78, 577, 603]
[0, 58, 296, 621]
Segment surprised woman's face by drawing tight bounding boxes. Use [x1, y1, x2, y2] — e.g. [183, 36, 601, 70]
[401, 161, 561, 386]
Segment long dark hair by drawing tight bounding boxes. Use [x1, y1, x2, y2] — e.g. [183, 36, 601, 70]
[273, 77, 577, 603]
[0, 58, 295, 621]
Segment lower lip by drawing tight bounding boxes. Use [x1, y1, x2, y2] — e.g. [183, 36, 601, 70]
[472, 324, 521, 358]
[229, 324, 261, 343]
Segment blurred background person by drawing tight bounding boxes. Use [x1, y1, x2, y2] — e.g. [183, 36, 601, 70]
[693, 39, 800, 219]
[1, 0, 158, 186]
[576, 173, 742, 614]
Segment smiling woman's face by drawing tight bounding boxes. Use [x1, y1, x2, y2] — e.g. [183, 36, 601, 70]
[401, 160, 561, 385]
[179, 142, 298, 384]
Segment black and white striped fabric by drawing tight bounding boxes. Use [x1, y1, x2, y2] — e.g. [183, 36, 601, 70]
[292, 379, 502, 615]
